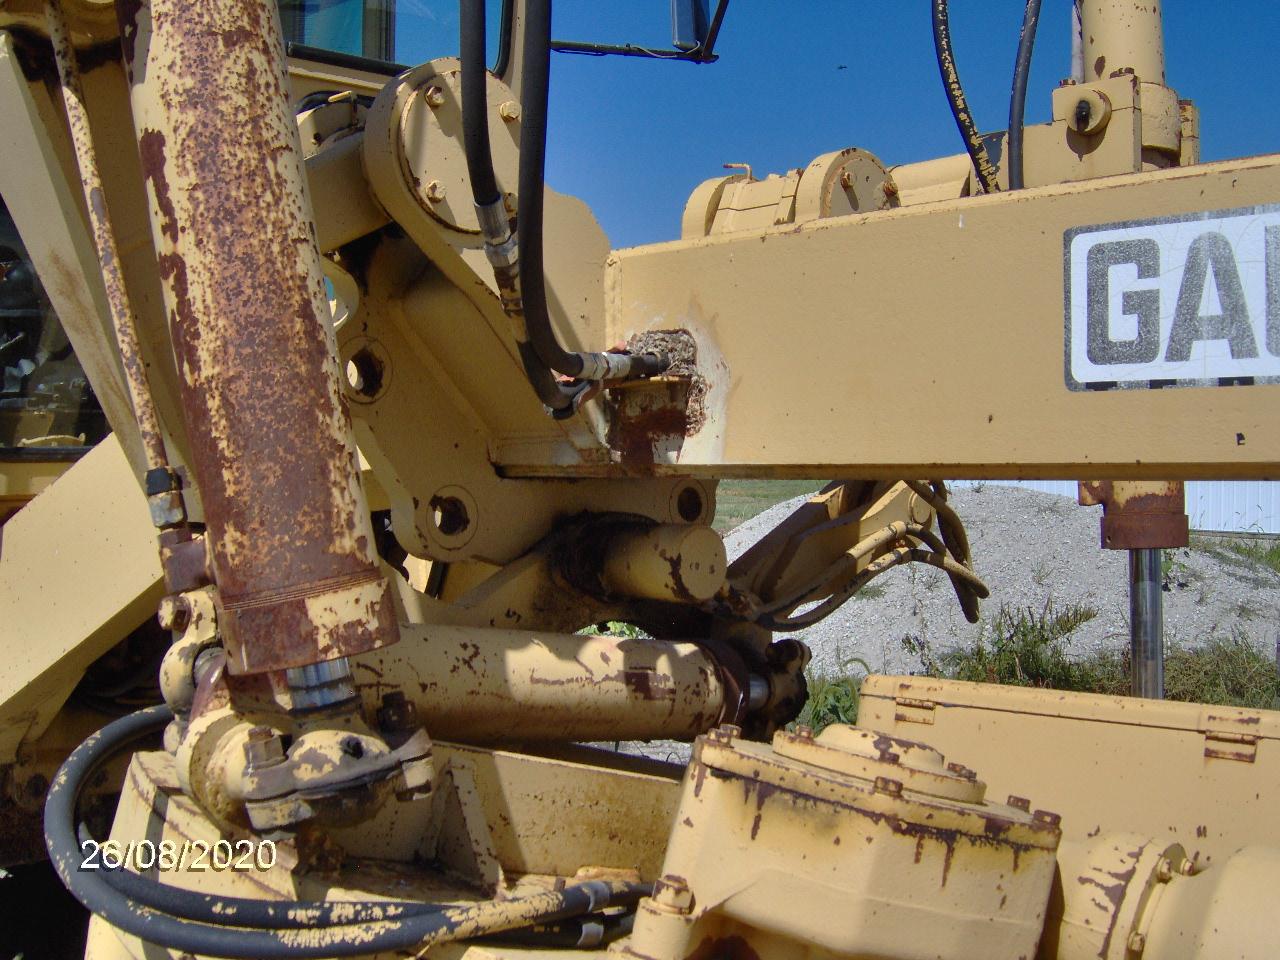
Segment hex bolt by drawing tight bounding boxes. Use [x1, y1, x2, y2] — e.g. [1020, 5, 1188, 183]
[1178, 857, 1198, 876]
[498, 100, 521, 122]
[1007, 795, 1032, 812]
[1127, 930, 1147, 954]
[651, 875, 693, 915]
[874, 776, 903, 797]
[795, 724, 814, 740]
[157, 595, 191, 632]
[1074, 99, 1093, 132]
[425, 180, 447, 203]
[424, 84, 446, 108]
[1032, 809, 1062, 827]
[244, 726, 285, 770]
[1156, 857, 1174, 882]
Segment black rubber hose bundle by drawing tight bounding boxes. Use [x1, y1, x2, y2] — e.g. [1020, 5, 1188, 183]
[931, 0, 1001, 194]
[45, 705, 650, 958]
[1008, 0, 1043, 189]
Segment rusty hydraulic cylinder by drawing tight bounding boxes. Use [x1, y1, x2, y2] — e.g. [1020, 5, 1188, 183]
[356, 625, 731, 743]
[118, 0, 397, 674]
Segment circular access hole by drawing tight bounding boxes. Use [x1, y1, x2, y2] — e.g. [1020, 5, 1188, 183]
[676, 485, 704, 523]
[430, 495, 470, 537]
[345, 347, 385, 400]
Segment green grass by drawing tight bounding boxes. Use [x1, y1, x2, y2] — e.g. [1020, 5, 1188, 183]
[712, 480, 823, 533]
[901, 601, 1280, 708]
[1223, 537, 1280, 577]
[795, 602, 1280, 727]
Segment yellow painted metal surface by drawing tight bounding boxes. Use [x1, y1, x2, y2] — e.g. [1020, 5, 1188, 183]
[857, 675, 1280, 866]
[0, 434, 161, 762]
[592, 156, 1280, 479]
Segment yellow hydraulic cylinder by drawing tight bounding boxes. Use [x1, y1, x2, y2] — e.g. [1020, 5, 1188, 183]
[600, 524, 727, 603]
[355, 624, 728, 743]
[1080, 0, 1166, 84]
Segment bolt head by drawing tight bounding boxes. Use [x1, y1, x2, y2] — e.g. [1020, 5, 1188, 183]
[244, 727, 285, 770]
[1007, 795, 1031, 812]
[498, 100, 521, 122]
[652, 875, 693, 913]
[795, 724, 814, 740]
[424, 85, 446, 108]
[425, 180, 446, 203]
[1127, 930, 1147, 954]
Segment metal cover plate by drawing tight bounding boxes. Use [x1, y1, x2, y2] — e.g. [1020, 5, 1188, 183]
[1064, 203, 1280, 391]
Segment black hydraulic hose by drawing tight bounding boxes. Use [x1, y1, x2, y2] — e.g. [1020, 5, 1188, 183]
[483, 911, 637, 948]
[518, 0, 667, 384]
[46, 706, 650, 958]
[931, 0, 1001, 194]
[1008, 0, 1043, 190]
[460, 0, 582, 417]
[460, 0, 500, 206]
[517, 0, 580, 377]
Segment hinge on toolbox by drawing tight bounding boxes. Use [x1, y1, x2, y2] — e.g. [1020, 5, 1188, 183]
[894, 695, 936, 725]
[1202, 713, 1260, 763]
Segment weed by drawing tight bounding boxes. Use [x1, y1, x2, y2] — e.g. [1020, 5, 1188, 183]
[900, 604, 1280, 708]
[857, 582, 888, 601]
[793, 658, 872, 733]
[1224, 537, 1280, 577]
[914, 602, 1120, 691]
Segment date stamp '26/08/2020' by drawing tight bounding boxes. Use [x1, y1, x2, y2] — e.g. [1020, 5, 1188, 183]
[78, 838, 277, 872]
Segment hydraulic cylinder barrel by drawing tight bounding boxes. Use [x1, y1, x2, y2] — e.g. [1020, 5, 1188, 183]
[118, 0, 398, 674]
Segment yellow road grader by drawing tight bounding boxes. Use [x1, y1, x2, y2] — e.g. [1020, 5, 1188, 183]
[0, 0, 1277, 957]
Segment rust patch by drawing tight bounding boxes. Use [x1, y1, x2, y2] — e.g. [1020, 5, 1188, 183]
[1078, 480, 1189, 549]
[137, 130, 179, 244]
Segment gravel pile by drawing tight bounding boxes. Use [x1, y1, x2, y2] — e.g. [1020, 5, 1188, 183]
[725, 484, 1280, 678]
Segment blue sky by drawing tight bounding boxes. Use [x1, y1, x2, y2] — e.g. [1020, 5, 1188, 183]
[395, 2, 1280, 249]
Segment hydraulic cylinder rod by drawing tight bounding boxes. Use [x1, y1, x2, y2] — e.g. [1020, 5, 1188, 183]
[117, 0, 397, 674]
[1129, 548, 1165, 698]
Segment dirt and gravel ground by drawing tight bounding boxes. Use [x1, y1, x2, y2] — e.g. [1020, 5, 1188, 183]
[724, 484, 1280, 679]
